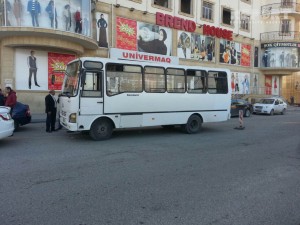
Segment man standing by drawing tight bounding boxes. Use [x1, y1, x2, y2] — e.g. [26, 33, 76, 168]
[45, 90, 57, 133]
[27, 50, 40, 89]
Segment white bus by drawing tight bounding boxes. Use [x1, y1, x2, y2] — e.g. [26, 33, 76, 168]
[59, 57, 231, 140]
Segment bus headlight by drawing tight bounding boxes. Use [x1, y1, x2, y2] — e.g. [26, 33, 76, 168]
[69, 113, 77, 123]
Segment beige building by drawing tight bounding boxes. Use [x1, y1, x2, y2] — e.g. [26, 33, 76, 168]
[0, 0, 299, 113]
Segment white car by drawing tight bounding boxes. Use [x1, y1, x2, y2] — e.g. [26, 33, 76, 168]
[0, 106, 14, 140]
[253, 97, 287, 115]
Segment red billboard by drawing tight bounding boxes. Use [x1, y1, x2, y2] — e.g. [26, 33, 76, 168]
[116, 17, 137, 51]
[241, 44, 251, 67]
[48, 52, 76, 90]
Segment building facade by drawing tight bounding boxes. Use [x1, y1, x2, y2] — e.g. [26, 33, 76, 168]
[0, 0, 299, 113]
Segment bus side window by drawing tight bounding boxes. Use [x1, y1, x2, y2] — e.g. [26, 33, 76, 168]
[106, 63, 142, 96]
[208, 71, 228, 94]
[186, 69, 206, 93]
[166, 68, 185, 93]
[82, 72, 102, 97]
[144, 66, 165, 93]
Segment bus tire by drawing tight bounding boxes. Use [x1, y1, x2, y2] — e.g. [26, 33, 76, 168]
[90, 118, 113, 141]
[182, 115, 202, 134]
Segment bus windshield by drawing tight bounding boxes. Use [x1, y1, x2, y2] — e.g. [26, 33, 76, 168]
[61, 61, 81, 97]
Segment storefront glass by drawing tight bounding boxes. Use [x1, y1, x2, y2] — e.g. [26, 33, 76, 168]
[261, 42, 300, 68]
[0, 0, 91, 36]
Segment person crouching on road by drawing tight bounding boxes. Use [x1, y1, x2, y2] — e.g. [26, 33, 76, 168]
[45, 90, 57, 133]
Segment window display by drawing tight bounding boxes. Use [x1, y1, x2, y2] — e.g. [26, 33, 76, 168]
[0, 0, 91, 37]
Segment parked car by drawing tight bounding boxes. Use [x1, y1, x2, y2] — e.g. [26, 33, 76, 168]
[0, 106, 14, 140]
[231, 99, 253, 117]
[253, 97, 287, 115]
[12, 102, 31, 130]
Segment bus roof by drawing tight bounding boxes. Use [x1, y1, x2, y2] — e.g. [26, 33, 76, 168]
[69, 57, 231, 73]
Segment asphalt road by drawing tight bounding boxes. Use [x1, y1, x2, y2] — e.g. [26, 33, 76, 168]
[0, 110, 300, 225]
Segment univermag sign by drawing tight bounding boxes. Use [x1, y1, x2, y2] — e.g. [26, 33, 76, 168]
[110, 48, 179, 64]
[156, 12, 233, 41]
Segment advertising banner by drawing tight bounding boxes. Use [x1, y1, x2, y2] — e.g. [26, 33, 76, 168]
[241, 44, 251, 67]
[220, 39, 251, 67]
[116, 17, 137, 51]
[116, 17, 172, 56]
[177, 31, 215, 62]
[265, 75, 272, 95]
[231, 72, 251, 94]
[96, 12, 109, 48]
[48, 52, 76, 90]
[15, 49, 75, 91]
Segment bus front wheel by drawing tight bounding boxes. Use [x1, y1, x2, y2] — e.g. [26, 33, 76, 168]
[182, 115, 202, 134]
[90, 118, 113, 141]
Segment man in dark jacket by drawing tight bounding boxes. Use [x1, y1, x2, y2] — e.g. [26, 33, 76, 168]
[45, 90, 57, 133]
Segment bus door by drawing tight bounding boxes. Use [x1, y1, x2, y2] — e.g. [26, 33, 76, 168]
[79, 71, 103, 115]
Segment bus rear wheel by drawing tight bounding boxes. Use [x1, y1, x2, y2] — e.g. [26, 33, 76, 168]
[90, 118, 113, 141]
[182, 115, 202, 134]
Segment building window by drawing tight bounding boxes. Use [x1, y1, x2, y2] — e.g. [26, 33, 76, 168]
[153, 0, 170, 8]
[240, 14, 250, 31]
[180, 0, 192, 14]
[281, 0, 293, 7]
[222, 7, 233, 26]
[202, 1, 213, 21]
[281, 19, 290, 34]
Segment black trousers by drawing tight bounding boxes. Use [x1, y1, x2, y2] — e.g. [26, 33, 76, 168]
[29, 68, 37, 87]
[46, 108, 57, 131]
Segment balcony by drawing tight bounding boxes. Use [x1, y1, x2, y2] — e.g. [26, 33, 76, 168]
[260, 31, 300, 42]
[261, 2, 300, 15]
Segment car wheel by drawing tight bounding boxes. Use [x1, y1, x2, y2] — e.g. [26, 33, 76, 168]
[182, 115, 202, 134]
[89, 118, 113, 141]
[281, 108, 286, 115]
[269, 109, 274, 116]
[244, 109, 251, 117]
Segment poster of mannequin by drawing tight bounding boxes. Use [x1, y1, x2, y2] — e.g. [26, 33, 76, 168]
[231, 72, 251, 94]
[137, 22, 172, 56]
[15, 49, 75, 91]
[239, 72, 251, 94]
[272, 76, 280, 96]
[96, 12, 108, 48]
[3, 0, 91, 36]
[15, 49, 48, 90]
